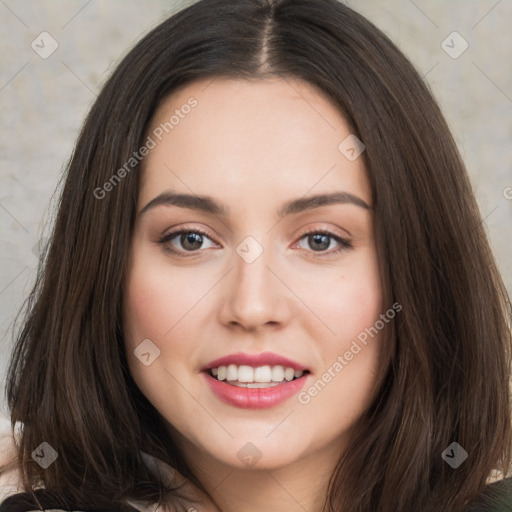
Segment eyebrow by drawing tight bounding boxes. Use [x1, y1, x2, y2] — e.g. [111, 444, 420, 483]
[138, 190, 372, 218]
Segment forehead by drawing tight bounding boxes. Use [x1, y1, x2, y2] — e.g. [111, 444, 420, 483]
[139, 77, 370, 207]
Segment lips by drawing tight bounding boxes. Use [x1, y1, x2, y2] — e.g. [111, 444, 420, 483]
[201, 351, 309, 372]
[200, 351, 311, 409]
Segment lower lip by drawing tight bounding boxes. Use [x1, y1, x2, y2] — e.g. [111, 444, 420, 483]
[202, 372, 309, 409]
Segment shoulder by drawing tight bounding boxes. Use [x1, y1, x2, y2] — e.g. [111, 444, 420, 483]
[0, 490, 143, 511]
[464, 477, 512, 511]
[0, 417, 24, 504]
[0, 419, 141, 511]
[0, 419, 166, 512]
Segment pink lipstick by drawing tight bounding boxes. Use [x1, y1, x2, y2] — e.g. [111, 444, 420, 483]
[201, 351, 311, 409]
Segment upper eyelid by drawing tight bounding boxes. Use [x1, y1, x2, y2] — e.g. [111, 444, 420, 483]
[294, 224, 351, 240]
[160, 226, 350, 249]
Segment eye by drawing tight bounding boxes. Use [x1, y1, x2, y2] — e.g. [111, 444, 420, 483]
[158, 228, 217, 257]
[157, 227, 353, 258]
[294, 229, 353, 257]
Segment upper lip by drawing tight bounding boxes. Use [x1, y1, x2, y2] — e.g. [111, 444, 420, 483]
[202, 352, 309, 372]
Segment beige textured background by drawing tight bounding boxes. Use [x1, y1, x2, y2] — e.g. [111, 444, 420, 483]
[1, 0, 511, 417]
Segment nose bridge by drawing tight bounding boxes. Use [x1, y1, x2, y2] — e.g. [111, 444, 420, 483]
[221, 233, 285, 329]
[234, 233, 274, 301]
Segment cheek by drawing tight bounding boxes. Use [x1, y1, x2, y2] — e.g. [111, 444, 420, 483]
[124, 272, 171, 346]
[123, 247, 214, 390]
[301, 248, 384, 410]
[311, 249, 383, 344]
[123, 255, 197, 404]
[124, 250, 200, 345]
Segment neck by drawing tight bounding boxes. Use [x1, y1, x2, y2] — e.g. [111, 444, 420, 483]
[175, 433, 344, 512]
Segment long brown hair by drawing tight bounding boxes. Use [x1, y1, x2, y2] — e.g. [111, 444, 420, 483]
[2, 0, 511, 511]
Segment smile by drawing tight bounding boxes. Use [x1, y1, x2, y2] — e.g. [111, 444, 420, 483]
[201, 351, 311, 408]
[202, 367, 310, 409]
[210, 364, 305, 386]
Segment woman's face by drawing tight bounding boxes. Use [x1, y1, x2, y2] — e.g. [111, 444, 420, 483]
[124, 77, 385, 472]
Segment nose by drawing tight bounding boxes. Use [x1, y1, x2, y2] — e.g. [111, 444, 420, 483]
[217, 238, 289, 332]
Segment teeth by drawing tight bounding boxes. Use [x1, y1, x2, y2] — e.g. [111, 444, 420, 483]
[284, 367, 295, 381]
[217, 366, 227, 380]
[237, 365, 253, 382]
[210, 364, 305, 383]
[230, 381, 281, 388]
[226, 364, 238, 381]
[254, 366, 272, 382]
[272, 365, 284, 382]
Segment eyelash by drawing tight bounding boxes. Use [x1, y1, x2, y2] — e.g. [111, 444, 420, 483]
[157, 227, 353, 258]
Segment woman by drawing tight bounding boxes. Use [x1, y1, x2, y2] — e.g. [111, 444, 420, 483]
[1, 0, 511, 511]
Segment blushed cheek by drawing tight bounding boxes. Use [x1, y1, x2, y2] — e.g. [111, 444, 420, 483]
[317, 271, 383, 345]
[123, 268, 176, 362]
[124, 275, 156, 348]
[124, 250, 176, 332]
[351, 278, 383, 332]
[123, 256, 208, 356]
[123, 268, 175, 393]
[348, 250, 384, 328]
